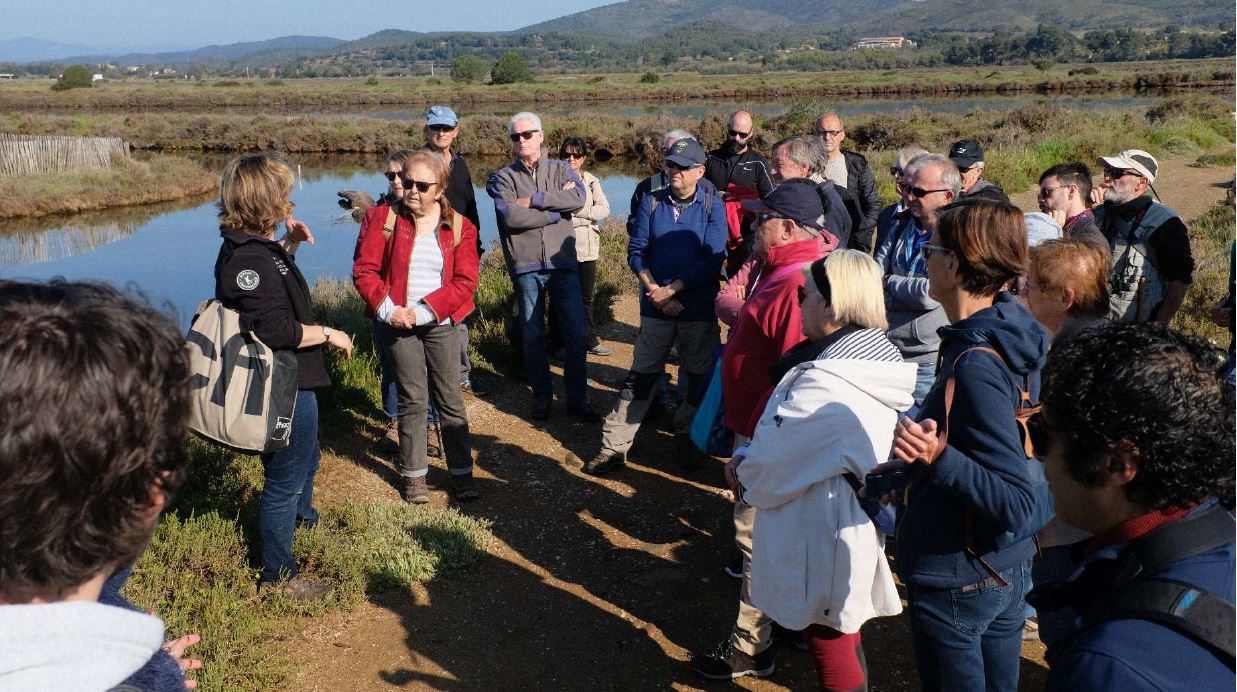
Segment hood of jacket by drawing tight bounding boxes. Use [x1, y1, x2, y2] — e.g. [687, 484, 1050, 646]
[938, 292, 1049, 377]
[812, 359, 917, 412]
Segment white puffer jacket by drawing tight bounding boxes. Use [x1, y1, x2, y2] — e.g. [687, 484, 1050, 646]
[735, 332, 916, 633]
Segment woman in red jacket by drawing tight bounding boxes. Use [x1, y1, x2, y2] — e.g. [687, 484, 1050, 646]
[353, 149, 481, 503]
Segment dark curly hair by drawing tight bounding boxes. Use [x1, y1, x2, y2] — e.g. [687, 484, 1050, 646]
[0, 280, 192, 601]
[1041, 322, 1235, 510]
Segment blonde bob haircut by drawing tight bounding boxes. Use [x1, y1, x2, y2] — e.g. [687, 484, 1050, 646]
[218, 152, 295, 237]
[802, 249, 888, 331]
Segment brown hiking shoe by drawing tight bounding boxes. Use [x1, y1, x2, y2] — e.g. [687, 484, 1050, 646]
[452, 474, 480, 501]
[384, 418, 399, 446]
[402, 475, 430, 504]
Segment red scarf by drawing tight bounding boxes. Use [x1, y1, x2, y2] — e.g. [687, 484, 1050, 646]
[1085, 505, 1192, 556]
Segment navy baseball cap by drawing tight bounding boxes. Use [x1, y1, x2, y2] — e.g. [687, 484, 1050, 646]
[424, 105, 459, 127]
[949, 139, 984, 168]
[741, 179, 825, 236]
[663, 137, 707, 168]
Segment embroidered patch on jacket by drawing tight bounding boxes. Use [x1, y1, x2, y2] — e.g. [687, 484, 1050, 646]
[236, 270, 260, 291]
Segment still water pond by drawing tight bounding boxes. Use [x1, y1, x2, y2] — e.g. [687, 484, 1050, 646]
[0, 158, 639, 325]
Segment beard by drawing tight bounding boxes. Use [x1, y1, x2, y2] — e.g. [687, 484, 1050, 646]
[1104, 183, 1140, 205]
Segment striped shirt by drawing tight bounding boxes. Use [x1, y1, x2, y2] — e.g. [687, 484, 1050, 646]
[406, 234, 445, 325]
[818, 327, 903, 363]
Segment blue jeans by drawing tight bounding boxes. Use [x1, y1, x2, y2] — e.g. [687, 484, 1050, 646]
[258, 389, 320, 582]
[513, 268, 588, 409]
[907, 560, 1031, 692]
[375, 319, 399, 421]
[912, 360, 938, 411]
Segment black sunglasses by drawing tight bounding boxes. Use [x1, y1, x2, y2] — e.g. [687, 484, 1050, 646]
[1104, 167, 1139, 180]
[728, 129, 751, 139]
[906, 186, 950, 199]
[922, 242, 951, 260]
[401, 177, 436, 193]
[509, 130, 540, 142]
[427, 124, 456, 132]
[562, 151, 585, 160]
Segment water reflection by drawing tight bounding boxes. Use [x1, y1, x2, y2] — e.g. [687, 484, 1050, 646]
[0, 159, 640, 327]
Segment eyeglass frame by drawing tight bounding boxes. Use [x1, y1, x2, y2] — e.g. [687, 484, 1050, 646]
[922, 242, 952, 260]
[905, 186, 951, 199]
[509, 129, 540, 142]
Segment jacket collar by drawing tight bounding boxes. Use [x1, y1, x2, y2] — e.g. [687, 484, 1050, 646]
[765, 237, 823, 268]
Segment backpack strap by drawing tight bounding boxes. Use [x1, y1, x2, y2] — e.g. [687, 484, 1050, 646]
[382, 206, 398, 241]
[449, 211, 463, 248]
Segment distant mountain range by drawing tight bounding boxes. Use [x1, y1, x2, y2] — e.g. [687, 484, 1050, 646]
[525, 0, 1233, 37]
[1, 0, 1230, 67]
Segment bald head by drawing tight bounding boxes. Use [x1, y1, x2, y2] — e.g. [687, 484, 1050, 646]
[814, 113, 846, 158]
[727, 110, 755, 153]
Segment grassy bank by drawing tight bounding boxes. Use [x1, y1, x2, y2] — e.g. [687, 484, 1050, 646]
[0, 155, 217, 218]
[1175, 201, 1236, 347]
[3, 95, 1230, 203]
[1, 59, 1230, 110]
[122, 283, 494, 690]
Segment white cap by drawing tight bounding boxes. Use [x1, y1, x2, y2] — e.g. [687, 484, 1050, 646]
[1097, 149, 1159, 183]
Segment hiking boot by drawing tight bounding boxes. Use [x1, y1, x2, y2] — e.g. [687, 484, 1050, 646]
[461, 378, 491, 397]
[401, 475, 430, 504]
[384, 418, 400, 446]
[262, 576, 332, 602]
[690, 640, 775, 680]
[427, 427, 442, 458]
[583, 452, 625, 476]
[588, 343, 614, 357]
[452, 474, 480, 501]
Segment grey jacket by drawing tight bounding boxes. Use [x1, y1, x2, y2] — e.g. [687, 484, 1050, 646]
[486, 156, 586, 275]
[571, 170, 611, 262]
[873, 213, 948, 363]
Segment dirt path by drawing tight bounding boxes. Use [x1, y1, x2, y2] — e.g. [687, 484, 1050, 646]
[289, 152, 1231, 691]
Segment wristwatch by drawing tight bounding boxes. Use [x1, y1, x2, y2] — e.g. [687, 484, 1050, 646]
[322, 327, 333, 342]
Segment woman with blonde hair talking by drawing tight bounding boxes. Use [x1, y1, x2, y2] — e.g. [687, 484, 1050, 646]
[724, 249, 917, 690]
[353, 149, 481, 503]
[214, 151, 354, 600]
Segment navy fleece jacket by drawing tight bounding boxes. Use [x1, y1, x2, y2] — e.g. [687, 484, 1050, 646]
[895, 292, 1050, 588]
[628, 185, 727, 321]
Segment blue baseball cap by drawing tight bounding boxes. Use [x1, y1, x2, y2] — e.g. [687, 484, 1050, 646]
[424, 105, 459, 128]
[664, 137, 707, 168]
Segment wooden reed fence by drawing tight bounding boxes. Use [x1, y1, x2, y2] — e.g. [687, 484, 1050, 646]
[0, 134, 129, 177]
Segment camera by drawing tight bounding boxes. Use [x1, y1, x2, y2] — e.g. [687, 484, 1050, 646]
[864, 466, 911, 496]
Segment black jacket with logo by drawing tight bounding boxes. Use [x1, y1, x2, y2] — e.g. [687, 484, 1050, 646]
[214, 230, 330, 389]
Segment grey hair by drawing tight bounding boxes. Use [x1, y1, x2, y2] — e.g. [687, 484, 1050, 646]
[893, 146, 929, 172]
[772, 135, 827, 177]
[905, 153, 962, 195]
[663, 129, 694, 148]
[508, 111, 542, 134]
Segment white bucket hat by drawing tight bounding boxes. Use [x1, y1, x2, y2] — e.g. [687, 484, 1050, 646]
[1097, 149, 1159, 183]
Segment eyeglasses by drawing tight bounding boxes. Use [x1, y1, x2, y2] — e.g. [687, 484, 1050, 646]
[728, 129, 751, 139]
[509, 130, 540, 142]
[922, 242, 952, 260]
[563, 151, 585, 160]
[905, 186, 950, 199]
[1038, 184, 1069, 198]
[427, 124, 456, 132]
[384, 171, 402, 183]
[400, 177, 436, 193]
[755, 212, 786, 225]
[1103, 167, 1139, 180]
[816, 129, 843, 138]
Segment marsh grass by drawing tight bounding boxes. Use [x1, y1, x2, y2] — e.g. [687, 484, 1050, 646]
[122, 283, 494, 690]
[1175, 201, 1236, 346]
[0, 154, 216, 218]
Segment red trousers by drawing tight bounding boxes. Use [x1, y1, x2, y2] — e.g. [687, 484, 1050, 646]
[803, 624, 867, 691]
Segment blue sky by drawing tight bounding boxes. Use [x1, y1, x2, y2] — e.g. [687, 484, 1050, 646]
[2, 0, 619, 49]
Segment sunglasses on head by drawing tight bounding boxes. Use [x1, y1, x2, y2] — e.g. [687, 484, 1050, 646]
[509, 130, 540, 142]
[427, 124, 456, 132]
[728, 129, 751, 139]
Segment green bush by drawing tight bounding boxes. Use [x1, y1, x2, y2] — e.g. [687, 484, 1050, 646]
[364, 76, 379, 86]
[451, 55, 490, 84]
[52, 64, 92, 91]
[1175, 202, 1236, 345]
[639, 71, 660, 84]
[490, 52, 532, 85]
[1068, 65, 1099, 76]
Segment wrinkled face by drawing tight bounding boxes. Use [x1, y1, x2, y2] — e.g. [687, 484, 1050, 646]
[752, 213, 790, 260]
[959, 164, 982, 192]
[1103, 167, 1147, 204]
[401, 162, 443, 216]
[425, 122, 459, 152]
[665, 161, 704, 197]
[905, 164, 954, 226]
[387, 161, 404, 197]
[1024, 267, 1069, 334]
[510, 118, 543, 161]
[814, 115, 845, 155]
[1037, 175, 1071, 214]
[770, 146, 810, 183]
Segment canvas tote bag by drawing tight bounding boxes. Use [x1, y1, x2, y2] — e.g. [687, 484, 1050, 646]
[185, 299, 298, 453]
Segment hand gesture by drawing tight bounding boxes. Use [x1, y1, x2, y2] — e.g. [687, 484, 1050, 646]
[284, 216, 315, 245]
[1047, 208, 1067, 229]
[162, 633, 203, 689]
[647, 284, 676, 308]
[325, 329, 354, 359]
[562, 180, 576, 191]
[390, 307, 416, 330]
[1089, 185, 1108, 208]
[892, 416, 941, 465]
